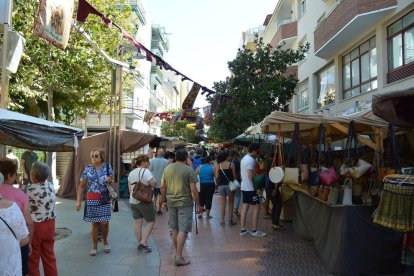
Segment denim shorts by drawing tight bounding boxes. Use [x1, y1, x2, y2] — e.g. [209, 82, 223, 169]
[168, 206, 193, 233]
[218, 185, 234, 197]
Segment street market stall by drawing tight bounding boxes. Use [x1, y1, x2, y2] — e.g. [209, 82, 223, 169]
[0, 108, 84, 151]
[58, 130, 155, 198]
[257, 109, 404, 275]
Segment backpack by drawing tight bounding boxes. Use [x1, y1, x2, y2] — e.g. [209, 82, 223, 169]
[131, 169, 153, 203]
[192, 156, 203, 170]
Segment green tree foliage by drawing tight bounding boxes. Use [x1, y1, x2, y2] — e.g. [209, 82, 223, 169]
[161, 120, 199, 143]
[9, 0, 134, 123]
[207, 39, 309, 141]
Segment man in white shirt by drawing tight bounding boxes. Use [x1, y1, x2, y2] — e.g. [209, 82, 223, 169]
[240, 143, 266, 237]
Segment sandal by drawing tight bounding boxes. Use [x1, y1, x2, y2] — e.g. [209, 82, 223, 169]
[137, 243, 152, 253]
[197, 214, 202, 219]
[89, 249, 97, 256]
[206, 215, 213, 219]
[229, 220, 237, 226]
[220, 221, 225, 226]
[104, 244, 111, 253]
[272, 225, 286, 230]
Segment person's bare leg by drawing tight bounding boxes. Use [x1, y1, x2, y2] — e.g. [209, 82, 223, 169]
[240, 203, 249, 230]
[176, 230, 187, 258]
[171, 229, 178, 252]
[252, 204, 261, 230]
[134, 219, 143, 243]
[101, 221, 109, 244]
[140, 221, 155, 246]
[228, 196, 235, 222]
[220, 196, 226, 224]
[91, 223, 99, 249]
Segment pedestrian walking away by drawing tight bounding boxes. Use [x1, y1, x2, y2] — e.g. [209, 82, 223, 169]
[239, 143, 267, 237]
[149, 149, 169, 216]
[27, 162, 58, 276]
[0, 158, 34, 276]
[129, 154, 157, 253]
[161, 149, 201, 266]
[76, 148, 114, 256]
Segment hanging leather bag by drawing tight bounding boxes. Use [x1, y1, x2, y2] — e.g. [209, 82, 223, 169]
[132, 168, 153, 203]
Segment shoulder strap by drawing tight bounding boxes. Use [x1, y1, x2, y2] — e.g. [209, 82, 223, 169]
[0, 216, 17, 239]
[106, 163, 110, 177]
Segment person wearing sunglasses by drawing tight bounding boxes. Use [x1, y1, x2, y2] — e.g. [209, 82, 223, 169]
[76, 148, 113, 256]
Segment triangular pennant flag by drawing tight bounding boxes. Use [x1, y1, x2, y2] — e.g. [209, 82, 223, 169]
[182, 83, 201, 110]
[77, 0, 112, 27]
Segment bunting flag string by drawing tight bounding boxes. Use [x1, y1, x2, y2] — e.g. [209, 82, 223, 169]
[77, 0, 219, 97]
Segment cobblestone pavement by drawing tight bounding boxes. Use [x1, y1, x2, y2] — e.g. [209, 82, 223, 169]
[152, 194, 329, 276]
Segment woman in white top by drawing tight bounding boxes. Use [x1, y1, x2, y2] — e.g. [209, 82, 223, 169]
[128, 154, 156, 253]
[0, 193, 30, 276]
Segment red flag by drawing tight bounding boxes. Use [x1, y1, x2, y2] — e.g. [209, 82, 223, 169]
[77, 0, 112, 27]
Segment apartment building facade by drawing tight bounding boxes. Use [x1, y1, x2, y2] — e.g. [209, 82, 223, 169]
[261, 0, 414, 116]
[82, 1, 188, 136]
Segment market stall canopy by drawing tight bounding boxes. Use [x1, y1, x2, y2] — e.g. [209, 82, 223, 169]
[233, 133, 277, 147]
[260, 111, 349, 133]
[0, 108, 84, 152]
[58, 130, 156, 198]
[372, 87, 414, 128]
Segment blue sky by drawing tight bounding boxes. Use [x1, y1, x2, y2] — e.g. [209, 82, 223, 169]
[146, 0, 276, 108]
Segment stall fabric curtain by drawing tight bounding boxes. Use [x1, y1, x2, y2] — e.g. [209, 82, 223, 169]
[292, 192, 404, 275]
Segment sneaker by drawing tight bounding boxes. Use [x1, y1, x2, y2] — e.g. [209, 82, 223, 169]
[157, 210, 163, 216]
[239, 229, 250, 237]
[250, 230, 267, 237]
[175, 256, 190, 266]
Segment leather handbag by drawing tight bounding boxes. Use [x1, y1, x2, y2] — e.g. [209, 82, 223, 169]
[105, 163, 118, 200]
[280, 184, 294, 201]
[327, 186, 340, 205]
[299, 164, 309, 182]
[253, 173, 266, 190]
[220, 165, 240, 192]
[342, 178, 353, 205]
[132, 169, 153, 203]
[317, 186, 330, 201]
[319, 167, 339, 186]
[283, 167, 299, 185]
[349, 159, 372, 179]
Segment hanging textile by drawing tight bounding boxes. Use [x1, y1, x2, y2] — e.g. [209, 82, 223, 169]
[182, 83, 201, 110]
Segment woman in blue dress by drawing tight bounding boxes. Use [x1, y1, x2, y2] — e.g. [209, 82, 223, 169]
[76, 148, 113, 256]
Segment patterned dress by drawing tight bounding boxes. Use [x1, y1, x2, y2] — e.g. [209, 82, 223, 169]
[80, 163, 113, 222]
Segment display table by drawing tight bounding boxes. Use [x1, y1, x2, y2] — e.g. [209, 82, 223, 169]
[292, 190, 404, 275]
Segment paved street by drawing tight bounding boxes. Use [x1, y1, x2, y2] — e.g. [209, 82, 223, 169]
[54, 194, 328, 276]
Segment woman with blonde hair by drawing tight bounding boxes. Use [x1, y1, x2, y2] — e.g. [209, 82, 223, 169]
[76, 148, 113, 256]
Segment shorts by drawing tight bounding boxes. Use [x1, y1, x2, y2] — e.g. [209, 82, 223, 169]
[154, 188, 161, 197]
[130, 202, 155, 222]
[218, 185, 234, 197]
[168, 206, 193, 233]
[242, 190, 260, 205]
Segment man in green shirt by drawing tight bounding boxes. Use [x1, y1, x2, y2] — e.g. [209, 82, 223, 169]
[161, 149, 201, 266]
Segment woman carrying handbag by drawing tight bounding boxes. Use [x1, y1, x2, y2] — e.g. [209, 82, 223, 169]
[76, 148, 113, 256]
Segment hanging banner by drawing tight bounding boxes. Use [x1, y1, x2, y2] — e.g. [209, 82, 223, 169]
[182, 83, 201, 110]
[143, 111, 155, 125]
[33, 0, 75, 50]
[203, 106, 212, 126]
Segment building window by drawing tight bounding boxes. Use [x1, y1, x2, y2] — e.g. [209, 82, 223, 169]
[342, 36, 377, 99]
[317, 64, 335, 109]
[301, 0, 306, 16]
[296, 81, 309, 113]
[388, 10, 414, 70]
